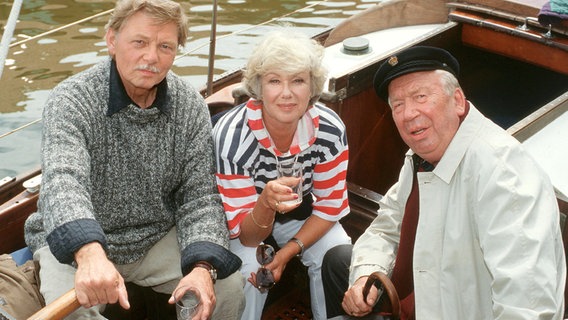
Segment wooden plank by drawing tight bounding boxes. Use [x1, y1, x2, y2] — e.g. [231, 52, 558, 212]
[454, 0, 547, 17]
[461, 23, 568, 75]
[324, 0, 449, 46]
[326, 89, 406, 196]
[342, 183, 382, 241]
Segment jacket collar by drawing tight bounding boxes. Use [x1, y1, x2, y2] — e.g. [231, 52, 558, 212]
[430, 102, 481, 183]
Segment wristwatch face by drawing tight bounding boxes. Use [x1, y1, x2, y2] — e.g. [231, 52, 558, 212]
[210, 268, 217, 283]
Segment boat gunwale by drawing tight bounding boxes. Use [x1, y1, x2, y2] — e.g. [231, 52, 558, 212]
[507, 90, 568, 141]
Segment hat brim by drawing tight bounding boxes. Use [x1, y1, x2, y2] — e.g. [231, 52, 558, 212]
[373, 46, 460, 101]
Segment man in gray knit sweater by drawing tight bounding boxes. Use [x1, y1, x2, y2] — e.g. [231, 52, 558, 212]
[24, 0, 245, 318]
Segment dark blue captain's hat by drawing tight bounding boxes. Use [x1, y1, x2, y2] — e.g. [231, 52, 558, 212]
[373, 46, 460, 101]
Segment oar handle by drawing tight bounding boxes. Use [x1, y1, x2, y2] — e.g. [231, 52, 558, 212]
[27, 288, 80, 320]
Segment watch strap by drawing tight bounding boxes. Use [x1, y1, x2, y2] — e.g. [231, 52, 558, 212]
[193, 261, 217, 283]
[194, 261, 213, 271]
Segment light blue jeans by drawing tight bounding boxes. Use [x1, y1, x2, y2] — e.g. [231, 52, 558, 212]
[231, 220, 351, 320]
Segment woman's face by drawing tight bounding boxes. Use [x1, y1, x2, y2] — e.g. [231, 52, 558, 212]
[260, 70, 312, 127]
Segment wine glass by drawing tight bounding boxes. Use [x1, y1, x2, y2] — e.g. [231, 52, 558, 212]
[276, 157, 303, 205]
[174, 286, 201, 320]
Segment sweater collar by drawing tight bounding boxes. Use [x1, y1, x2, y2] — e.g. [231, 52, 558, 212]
[107, 59, 169, 116]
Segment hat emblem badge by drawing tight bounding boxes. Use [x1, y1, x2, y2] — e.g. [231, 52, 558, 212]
[388, 56, 398, 66]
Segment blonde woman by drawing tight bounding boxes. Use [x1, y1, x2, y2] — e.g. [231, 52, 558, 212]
[213, 30, 352, 320]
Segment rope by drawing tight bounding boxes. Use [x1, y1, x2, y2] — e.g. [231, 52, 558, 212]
[0, 0, 24, 79]
[0, 119, 41, 139]
[8, 9, 114, 48]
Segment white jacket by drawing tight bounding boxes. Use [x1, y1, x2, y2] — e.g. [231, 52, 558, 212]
[350, 105, 566, 319]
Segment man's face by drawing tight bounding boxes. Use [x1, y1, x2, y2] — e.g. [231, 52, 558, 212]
[106, 11, 178, 96]
[388, 71, 465, 165]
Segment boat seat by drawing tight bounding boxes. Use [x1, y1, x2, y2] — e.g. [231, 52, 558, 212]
[206, 83, 249, 119]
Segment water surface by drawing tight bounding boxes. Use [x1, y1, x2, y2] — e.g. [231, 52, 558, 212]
[0, 0, 379, 178]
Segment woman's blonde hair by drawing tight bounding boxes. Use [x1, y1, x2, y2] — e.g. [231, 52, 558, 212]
[242, 29, 328, 106]
[105, 0, 188, 47]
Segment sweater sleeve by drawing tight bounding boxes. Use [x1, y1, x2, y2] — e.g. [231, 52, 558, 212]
[170, 79, 240, 278]
[310, 105, 351, 221]
[29, 67, 108, 262]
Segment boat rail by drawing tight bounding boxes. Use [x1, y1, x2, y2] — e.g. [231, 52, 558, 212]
[448, 2, 568, 36]
[509, 90, 568, 201]
[448, 2, 568, 57]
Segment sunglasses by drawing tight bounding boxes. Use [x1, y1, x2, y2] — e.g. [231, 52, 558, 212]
[255, 244, 276, 292]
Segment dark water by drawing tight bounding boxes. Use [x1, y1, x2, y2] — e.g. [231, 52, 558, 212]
[0, 0, 379, 179]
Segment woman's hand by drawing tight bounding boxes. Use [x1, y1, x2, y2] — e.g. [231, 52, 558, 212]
[247, 247, 291, 290]
[262, 178, 301, 213]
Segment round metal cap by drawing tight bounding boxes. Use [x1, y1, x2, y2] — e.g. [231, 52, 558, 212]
[341, 37, 371, 55]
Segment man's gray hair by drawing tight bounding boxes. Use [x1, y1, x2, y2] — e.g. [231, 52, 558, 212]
[105, 0, 188, 47]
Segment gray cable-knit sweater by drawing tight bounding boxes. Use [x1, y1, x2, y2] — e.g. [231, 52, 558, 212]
[24, 58, 240, 278]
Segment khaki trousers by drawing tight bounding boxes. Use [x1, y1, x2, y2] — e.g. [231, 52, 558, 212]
[35, 228, 245, 319]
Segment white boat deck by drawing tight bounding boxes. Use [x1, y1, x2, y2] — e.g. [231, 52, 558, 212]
[322, 22, 454, 93]
[521, 99, 568, 201]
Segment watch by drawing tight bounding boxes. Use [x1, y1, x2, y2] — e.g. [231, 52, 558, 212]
[193, 261, 217, 284]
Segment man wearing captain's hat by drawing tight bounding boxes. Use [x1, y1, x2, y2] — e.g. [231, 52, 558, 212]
[323, 46, 565, 320]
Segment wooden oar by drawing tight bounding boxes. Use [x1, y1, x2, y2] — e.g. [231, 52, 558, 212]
[27, 288, 80, 320]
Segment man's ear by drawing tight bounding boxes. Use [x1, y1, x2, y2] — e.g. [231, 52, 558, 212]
[106, 29, 116, 57]
[453, 87, 466, 116]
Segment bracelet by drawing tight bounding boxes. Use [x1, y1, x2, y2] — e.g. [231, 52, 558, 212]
[288, 237, 304, 258]
[250, 211, 274, 229]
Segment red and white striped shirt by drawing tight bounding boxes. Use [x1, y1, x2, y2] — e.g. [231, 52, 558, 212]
[213, 99, 350, 238]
